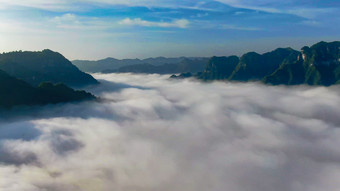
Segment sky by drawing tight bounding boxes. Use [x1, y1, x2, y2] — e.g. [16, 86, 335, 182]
[0, 0, 339, 60]
[2, 73, 340, 191]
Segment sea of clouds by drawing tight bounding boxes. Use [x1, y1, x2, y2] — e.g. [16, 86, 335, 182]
[1, 73, 340, 191]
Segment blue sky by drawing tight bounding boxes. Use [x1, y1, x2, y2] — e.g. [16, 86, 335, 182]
[0, 0, 339, 60]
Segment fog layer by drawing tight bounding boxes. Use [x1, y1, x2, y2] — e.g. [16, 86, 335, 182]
[1, 73, 340, 191]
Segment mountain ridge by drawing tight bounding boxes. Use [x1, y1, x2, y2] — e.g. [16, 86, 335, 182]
[171, 41, 340, 86]
[102, 58, 209, 74]
[0, 69, 96, 109]
[72, 57, 209, 73]
[0, 49, 98, 87]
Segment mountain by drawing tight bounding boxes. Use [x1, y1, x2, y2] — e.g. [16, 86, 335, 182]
[103, 63, 165, 74]
[0, 70, 95, 109]
[102, 58, 208, 74]
[170, 72, 196, 79]
[0, 49, 98, 87]
[141, 57, 190, 66]
[264, 41, 340, 86]
[229, 48, 300, 81]
[172, 41, 340, 86]
[199, 56, 239, 80]
[72, 57, 207, 73]
[72, 57, 141, 73]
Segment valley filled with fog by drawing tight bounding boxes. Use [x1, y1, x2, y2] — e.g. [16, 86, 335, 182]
[1, 73, 340, 191]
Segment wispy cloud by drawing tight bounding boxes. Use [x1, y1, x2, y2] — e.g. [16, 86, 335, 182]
[222, 25, 262, 31]
[0, 0, 72, 11]
[300, 20, 321, 27]
[286, 7, 336, 19]
[216, 0, 338, 18]
[0, 0, 338, 19]
[0, 0, 181, 11]
[51, 13, 81, 26]
[119, 18, 190, 28]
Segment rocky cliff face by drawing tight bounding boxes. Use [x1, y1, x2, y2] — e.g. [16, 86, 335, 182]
[264, 41, 340, 86]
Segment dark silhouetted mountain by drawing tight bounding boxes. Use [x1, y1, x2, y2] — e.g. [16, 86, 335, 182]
[229, 48, 300, 81]
[73, 57, 141, 73]
[73, 57, 208, 73]
[173, 41, 339, 86]
[0, 69, 95, 109]
[103, 63, 161, 74]
[199, 56, 239, 80]
[170, 72, 195, 79]
[102, 58, 208, 74]
[142, 57, 189, 65]
[0, 49, 98, 87]
[264, 41, 340, 86]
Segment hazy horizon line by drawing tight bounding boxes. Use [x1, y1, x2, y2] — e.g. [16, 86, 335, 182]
[2, 39, 338, 61]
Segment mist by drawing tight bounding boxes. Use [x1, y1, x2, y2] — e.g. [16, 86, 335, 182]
[1, 73, 340, 191]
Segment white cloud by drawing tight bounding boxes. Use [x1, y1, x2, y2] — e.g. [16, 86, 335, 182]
[1, 73, 340, 191]
[216, 0, 337, 18]
[52, 13, 78, 23]
[119, 18, 190, 28]
[51, 13, 82, 28]
[193, 12, 209, 18]
[49, 13, 113, 30]
[215, 0, 282, 12]
[0, 13, 110, 36]
[0, 0, 72, 11]
[0, 0, 173, 11]
[300, 20, 321, 27]
[0, 0, 337, 20]
[223, 24, 262, 31]
[286, 8, 335, 19]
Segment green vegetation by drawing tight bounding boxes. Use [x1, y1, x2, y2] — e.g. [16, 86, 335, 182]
[0, 69, 95, 109]
[173, 41, 340, 86]
[229, 48, 300, 81]
[0, 49, 98, 87]
[264, 41, 340, 86]
[199, 56, 239, 80]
